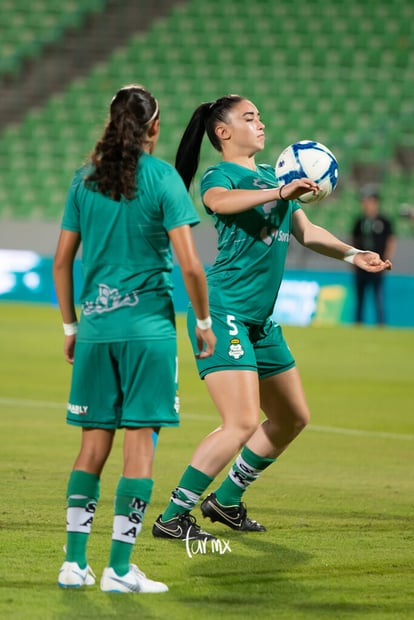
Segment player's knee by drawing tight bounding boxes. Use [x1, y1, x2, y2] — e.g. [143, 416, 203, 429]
[238, 419, 260, 445]
[224, 418, 258, 448]
[292, 408, 310, 434]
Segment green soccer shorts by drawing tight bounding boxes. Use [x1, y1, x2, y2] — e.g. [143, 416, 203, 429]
[187, 306, 296, 380]
[66, 339, 179, 429]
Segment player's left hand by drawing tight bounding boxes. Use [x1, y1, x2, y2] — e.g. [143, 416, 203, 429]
[355, 251, 392, 272]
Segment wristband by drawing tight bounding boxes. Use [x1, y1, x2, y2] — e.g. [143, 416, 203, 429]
[279, 184, 287, 200]
[343, 248, 359, 264]
[196, 316, 212, 330]
[343, 247, 366, 264]
[63, 321, 78, 336]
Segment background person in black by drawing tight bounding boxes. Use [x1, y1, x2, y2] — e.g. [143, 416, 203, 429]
[351, 185, 396, 325]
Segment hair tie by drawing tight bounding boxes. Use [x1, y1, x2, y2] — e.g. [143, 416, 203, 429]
[145, 99, 159, 125]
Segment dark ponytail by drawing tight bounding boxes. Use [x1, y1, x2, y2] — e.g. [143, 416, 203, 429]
[175, 95, 244, 190]
[86, 84, 159, 201]
[175, 103, 211, 190]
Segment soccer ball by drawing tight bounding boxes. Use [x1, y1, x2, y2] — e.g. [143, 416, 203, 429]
[275, 140, 339, 204]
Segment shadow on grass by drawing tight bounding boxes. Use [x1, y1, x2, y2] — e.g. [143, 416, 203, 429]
[293, 600, 414, 618]
[175, 537, 312, 616]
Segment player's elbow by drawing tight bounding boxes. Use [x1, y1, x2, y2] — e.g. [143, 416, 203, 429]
[203, 188, 229, 214]
[180, 258, 205, 280]
[52, 257, 65, 277]
[53, 256, 71, 277]
[204, 199, 221, 214]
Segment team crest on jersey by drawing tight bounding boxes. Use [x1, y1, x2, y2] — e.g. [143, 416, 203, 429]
[228, 338, 245, 360]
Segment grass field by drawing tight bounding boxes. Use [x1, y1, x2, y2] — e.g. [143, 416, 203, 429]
[0, 302, 413, 620]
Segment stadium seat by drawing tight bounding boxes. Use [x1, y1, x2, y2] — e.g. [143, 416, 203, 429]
[0, 0, 413, 236]
[0, 0, 108, 78]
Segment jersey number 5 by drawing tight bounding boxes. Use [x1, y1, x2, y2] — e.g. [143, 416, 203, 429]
[227, 314, 238, 336]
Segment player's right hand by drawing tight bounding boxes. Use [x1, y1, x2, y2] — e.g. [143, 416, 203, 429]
[195, 327, 216, 359]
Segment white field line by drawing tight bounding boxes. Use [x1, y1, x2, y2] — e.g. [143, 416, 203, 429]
[0, 397, 65, 409]
[307, 424, 414, 441]
[0, 397, 413, 442]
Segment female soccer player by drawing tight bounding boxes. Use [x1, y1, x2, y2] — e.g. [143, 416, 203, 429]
[152, 95, 392, 540]
[53, 85, 215, 593]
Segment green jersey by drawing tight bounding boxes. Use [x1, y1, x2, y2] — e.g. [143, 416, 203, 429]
[201, 162, 300, 324]
[62, 152, 200, 342]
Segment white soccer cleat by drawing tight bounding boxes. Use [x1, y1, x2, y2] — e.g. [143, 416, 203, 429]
[100, 564, 168, 593]
[58, 561, 96, 588]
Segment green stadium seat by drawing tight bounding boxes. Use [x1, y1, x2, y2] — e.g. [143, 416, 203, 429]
[0, 0, 109, 78]
[0, 0, 413, 235]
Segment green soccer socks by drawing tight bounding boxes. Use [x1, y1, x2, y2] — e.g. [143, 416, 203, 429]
[65, 470, 100, 568]
[161, 465, 213, 522]
[109, 477, 153, 576]
[214, 446, 276, 506]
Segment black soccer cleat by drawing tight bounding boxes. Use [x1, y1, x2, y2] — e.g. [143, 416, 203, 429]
[152, 512, 216, 541]
[200, 492, 266, 532]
